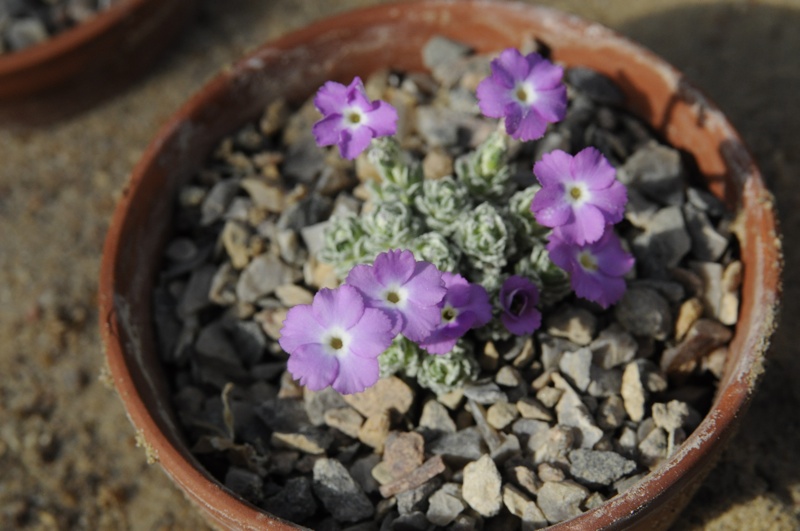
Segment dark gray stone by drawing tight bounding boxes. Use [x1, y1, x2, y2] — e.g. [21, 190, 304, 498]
[313, 458, 375, 523]
[568, 449, 637, 486]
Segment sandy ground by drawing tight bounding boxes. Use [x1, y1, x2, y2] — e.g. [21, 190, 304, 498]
[0, 0, 798, 529]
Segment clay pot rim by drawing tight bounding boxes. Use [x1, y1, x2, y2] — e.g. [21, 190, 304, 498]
[0, 0, 150, 75]
[99, 1, 781, 529]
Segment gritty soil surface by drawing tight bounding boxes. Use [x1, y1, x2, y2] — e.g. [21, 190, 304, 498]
[0, 1, 798, 530]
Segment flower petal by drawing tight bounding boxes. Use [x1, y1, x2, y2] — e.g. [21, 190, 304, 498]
[312, 114, 344, 147]
[476, 77, 514, 117]
[314, 80, 348, 115]
[533, 149, 574, 188]
[310, 285, 365, 330]
[527, 57, 565, 90]
[510, 108, 548, 141]
[286, 343, 338, 391]
[366, 100, 398, 137]
[530, 185, 572, 227]
[531, 86, 568, 123]
[404, 261, 446, 307]
[554, 203, 606, 245]
[400, 302, 443, 342]
[332, 351, 380, 394]
[278, 304, 326, 354]
[346, 307, 395, 359]
[373, 249, 417, 286]
[594, 232, 636, 277]
[495, 48, 531, 82]
[339, 125, 374, 160]
[591, 179, 627, 225]
[572, 147, 617, 189]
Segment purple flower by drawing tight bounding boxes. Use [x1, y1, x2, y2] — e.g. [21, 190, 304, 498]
[499, 275, 543, 336]
[530, 147, 627, 246]
[419, 272, 492, 355]
[547, 230, 635, 309]
[476, 48, 567, 141]
[278, 284, 394, 394]
[346, 249, 446, 343]
[312, 77, 398, 160]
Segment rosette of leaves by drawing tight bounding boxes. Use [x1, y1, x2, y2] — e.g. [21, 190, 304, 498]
[378, 336, 422, 378]
[508, 185, 551, 247]
[453, 201, 514, 274]
[361, 200, 423, 256]
[415, 340, 480, 396]
[454, 131, 513, 201]
[367, 137, 423, 205]
[411, 232, 462, 273]
[319, 214, 370, 277]
[514, 241, 572, 306]
[413, 176, 472, 237]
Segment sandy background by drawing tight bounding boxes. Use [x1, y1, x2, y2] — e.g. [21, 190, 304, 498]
[0, 0, 798, 529]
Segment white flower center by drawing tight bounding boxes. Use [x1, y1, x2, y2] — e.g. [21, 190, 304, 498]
[343, 106, 367, 128]
[383, 285, 407, 307]
[578, 250, 598, 271]
[322, 328, 350, 356]
[512, 82, 537, 107]
[441, 305, 459, 323]
[565, 183, 589, 205]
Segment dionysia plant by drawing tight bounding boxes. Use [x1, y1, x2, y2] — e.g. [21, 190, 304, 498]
[280, 49, 634, 395]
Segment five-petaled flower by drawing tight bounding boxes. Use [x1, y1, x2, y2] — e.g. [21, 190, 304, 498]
[476, 48, 567, 141]
[420, 272, 493, 355]
[312, 77, 398, 160]
[547, 230, 635, 309]
[530, 147, 627, 246]
[499, 275, 543, 335]
[346, 249, 446, 342]
[278, 284, 394, 394]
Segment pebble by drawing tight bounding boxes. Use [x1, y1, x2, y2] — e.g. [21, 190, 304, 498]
[614, 287, 673, 340]
[546, 306, 597, 346]
[235, 253, 300, 304]
[323, 407, 364, 439]
[462, 455, 503, 517]
[396, 478, 442, 515]
[427, 427, 485, 463]
[622, 142, 685, 206]
[517, 397, 554, 422]
[201, 179, 240, 226]
[383, 432, 425, 480]
[262, 476, 318, 523]
[632, 206, 692, 277]
[660, 319, 733, 375]
[343, 376, 415, 418]
[684, 203, 729, 261]
[559, 348, 593, 392]
[418, 399, 457, 436]
[426, 483, 466, 526]
[358, 411, 391, 452]
[271, 427, 333, 455]
[589, 324, 638, 369]
[565, 67, 625, 106]
[568, 449, 636, 486]
[379, 455, 446, 498]
[675, 297, 704, 341]
[6, 17, 47, 50]
[553, 374, 604, 449]
[463, 380, 507, 405]
[313, 458, 375, 523]
[536, 480, 590, 524]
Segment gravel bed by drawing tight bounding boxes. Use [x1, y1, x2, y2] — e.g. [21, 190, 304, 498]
[152, 37, 740, 529]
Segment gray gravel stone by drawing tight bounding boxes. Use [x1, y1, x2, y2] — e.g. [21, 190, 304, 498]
[568, 449, 637, 486]
[235, 253, 301, 303]
[559, 348, 593, 392]
[614, 287, 673, 340]
[426, 483, 466, 526]
[313, 458, 375, 523]
[263, 476, 318, 523]
[428, 427, 485, 463]
[632, 206, 691, 278]
[621, 142, 685, 206]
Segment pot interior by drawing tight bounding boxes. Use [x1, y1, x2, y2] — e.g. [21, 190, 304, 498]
[100, 2, 780, 529]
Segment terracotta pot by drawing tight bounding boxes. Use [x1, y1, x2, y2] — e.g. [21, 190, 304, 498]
[0, 0, 196, 126]
[99, 1, 781, 529]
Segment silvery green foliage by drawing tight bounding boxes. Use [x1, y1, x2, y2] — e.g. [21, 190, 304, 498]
[454, 201, 514, 273]
[415, 340, 480, 396]
[367, 137, 423, 205]
[514, 242, 572, 306]
[414, 176, 472, 236]
[318, 214, 370, 277]
[509, 185, 550, 246]
[361, 201, 423, 256]
[379, 337, 422, 378]
[412, 232, 462, 273]
[455, 131, 513, 201]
